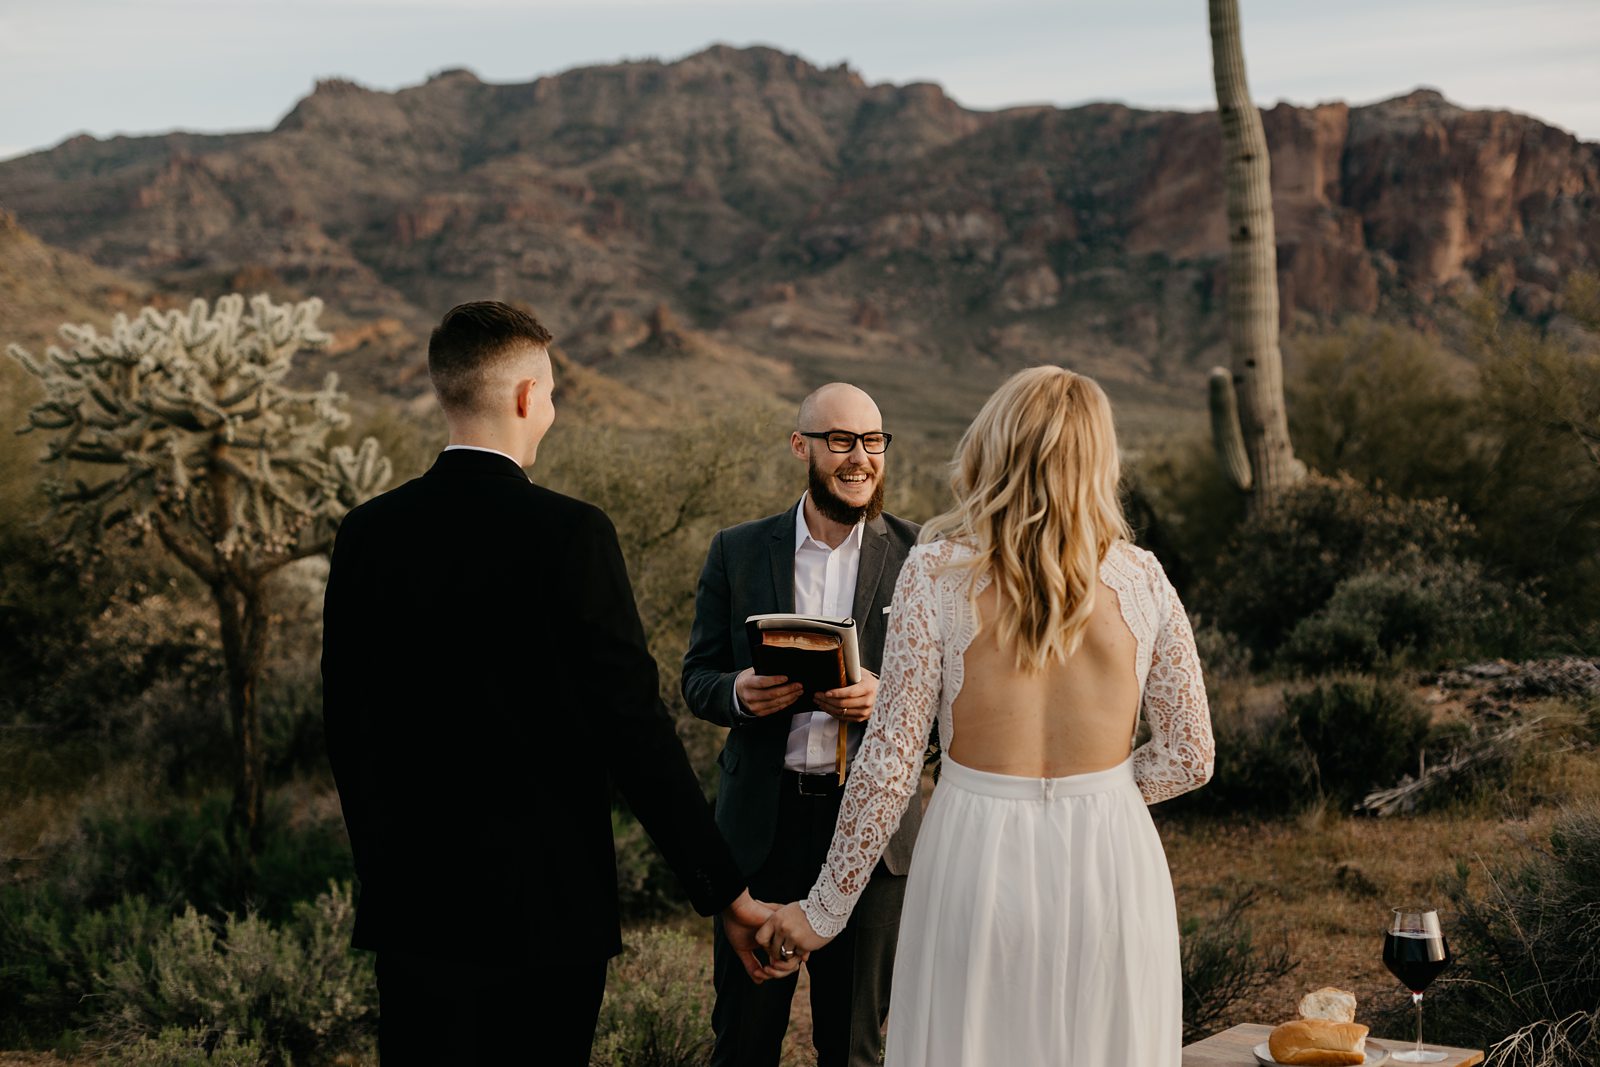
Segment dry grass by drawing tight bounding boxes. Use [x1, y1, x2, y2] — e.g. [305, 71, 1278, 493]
[1161, 744, 1600, 1043]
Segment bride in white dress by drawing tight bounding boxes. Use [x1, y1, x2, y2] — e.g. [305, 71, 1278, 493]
[758, 366, 1215, 1066]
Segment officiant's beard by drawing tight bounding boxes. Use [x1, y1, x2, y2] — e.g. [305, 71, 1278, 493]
[809, 458, 885, 526]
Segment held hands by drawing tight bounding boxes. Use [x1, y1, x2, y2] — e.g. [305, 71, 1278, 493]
[723, 890, 803, 983]
[814, 669, 878, 723]
[735, 668, 804, 717]
[757, 902, 833, 963]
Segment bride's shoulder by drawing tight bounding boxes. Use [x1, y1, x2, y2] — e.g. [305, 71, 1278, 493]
[906, 537, 978, 571]
[1101, 540, 1172, 589]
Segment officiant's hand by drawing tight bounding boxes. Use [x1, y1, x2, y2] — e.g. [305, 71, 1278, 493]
[757, 902, 832, 961]
[735, 669, 804, 717]
[724, 890, 802, 983]
[814, 669, 877, 723]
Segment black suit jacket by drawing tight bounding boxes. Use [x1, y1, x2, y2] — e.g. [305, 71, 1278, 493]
[322, 448, 744, 962]
[681, 504, 923, 878]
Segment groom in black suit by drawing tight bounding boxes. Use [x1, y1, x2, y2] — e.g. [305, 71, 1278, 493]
[683, 383, 923, 1067]
[322, 302, 786, 1065]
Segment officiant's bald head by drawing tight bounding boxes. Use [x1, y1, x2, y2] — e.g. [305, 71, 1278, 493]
[428, 301, 553, 418]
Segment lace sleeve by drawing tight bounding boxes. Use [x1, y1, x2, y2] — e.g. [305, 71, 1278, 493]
[801, 548, 942, 939]
[1131, 558, 1215, 804]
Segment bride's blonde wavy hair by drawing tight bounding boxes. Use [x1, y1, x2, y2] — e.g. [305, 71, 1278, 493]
[921, 366, 1131, 672]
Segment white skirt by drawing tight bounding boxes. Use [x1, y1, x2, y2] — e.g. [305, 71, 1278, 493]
[885, 756, 1182, 1067]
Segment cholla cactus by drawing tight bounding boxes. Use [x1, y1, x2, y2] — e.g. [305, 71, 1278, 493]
[8, 293, 392, 855]
[8, 293, 389, 567]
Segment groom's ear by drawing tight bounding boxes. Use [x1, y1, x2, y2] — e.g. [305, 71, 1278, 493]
[513, 376, 537, 418]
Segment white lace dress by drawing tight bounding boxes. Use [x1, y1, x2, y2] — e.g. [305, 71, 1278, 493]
[800, 539, 1214, 1067]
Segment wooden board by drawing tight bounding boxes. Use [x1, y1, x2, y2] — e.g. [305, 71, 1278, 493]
[1183, 1023, 1483, 1067]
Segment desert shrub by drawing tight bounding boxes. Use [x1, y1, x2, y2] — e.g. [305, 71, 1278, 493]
[590, 926, 715, 1067]
[1167, 698, 1313, 814]
[1280, 300, 1600, 650]
[105, 1027, 267, 1067]
[1286, 676, 1430, 806]
[1180, 888, 1296, 1042]
[1202, 475, 1484, 658]
[99, 883, 375, 1065]
[61, 794, 354, 921]
[1465, 298, 1600, 647]
[1287, 321, 1479, 502]
[611, 807, 693, 920]
[1394, 805, 1600, 1064]
[1193, 622, 1254, 695]
[1282, 562, 1539, 674]
[0, 890, 165, 1044]
[1123, 432, 1248, 597]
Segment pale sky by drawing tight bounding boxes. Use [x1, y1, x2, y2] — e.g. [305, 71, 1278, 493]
[1, 0, 1596, 162]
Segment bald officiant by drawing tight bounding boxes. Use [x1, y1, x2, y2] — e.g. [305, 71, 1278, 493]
[682, 383, 923, 1067]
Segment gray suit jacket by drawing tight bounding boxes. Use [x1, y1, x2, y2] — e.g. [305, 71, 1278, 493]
[682, 503, 924, 878]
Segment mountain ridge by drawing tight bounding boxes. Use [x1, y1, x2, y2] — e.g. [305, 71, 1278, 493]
[1, 45, 1594, 433]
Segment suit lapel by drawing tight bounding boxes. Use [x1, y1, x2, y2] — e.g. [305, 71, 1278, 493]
[767, 505, 798, 615]
[847, 516, 893, 746]
[851, 516, 890, 628]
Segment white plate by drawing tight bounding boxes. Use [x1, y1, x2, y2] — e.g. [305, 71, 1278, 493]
[1253, 1037, 1391, 1066]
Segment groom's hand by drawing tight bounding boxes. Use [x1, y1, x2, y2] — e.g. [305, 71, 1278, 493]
[735, 669, 804, 717]
[815, 669, 877, 723]
[724, 890, 802, 983]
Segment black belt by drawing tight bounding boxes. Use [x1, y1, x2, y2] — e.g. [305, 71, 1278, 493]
[782, 768, 844, 798]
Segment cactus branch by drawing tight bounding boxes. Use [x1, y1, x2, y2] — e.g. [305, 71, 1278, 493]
[1208, 367, 1255, 490]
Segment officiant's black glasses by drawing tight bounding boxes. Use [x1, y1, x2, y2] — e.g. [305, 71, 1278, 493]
[799, 430, 893, 454]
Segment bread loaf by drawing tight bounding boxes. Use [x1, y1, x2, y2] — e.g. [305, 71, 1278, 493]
[1267, 1019, 1369, 1065]
[1298, 987, 1358, 1024]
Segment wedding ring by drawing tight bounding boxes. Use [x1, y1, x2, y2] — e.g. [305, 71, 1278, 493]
[779, 946, 794, 960]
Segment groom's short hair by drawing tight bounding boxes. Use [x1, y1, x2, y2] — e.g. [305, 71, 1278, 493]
[428, 301, 554, 416]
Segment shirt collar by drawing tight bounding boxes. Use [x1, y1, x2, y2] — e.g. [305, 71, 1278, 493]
[444, 443, 523, 467]
[794, 493, 865, 555]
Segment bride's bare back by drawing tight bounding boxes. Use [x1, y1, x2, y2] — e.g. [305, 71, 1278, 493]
[947, 579, 1140, 778]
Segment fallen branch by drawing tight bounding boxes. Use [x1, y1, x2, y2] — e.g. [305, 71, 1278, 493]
[1357, 718, 1549, 816]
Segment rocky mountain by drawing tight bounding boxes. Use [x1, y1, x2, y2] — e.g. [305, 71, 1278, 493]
[0, 46, 1594, 433]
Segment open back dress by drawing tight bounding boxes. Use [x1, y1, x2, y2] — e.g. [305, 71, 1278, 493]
[798, 538, 1215, 1067]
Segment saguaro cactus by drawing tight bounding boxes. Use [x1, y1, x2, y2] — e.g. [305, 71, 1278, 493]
[1208, 0, 1303, 505]
[8, 294, 391, 856]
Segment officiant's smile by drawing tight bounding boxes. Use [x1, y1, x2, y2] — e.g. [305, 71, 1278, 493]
[793, 387, 889, 533]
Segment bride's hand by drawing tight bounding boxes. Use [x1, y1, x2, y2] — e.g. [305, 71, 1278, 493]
[757, 902, 832, 962]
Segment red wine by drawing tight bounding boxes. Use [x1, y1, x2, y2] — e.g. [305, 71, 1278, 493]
[1384, 931, 1451, 993]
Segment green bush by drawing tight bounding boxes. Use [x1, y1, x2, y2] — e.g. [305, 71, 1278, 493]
[0, 890, 165, 1044]
[612, 807, 694, 921]
[1166, 699, 1313, 814]
[1123, 432, 1248, 596]
[1391, 804, 1600, 1064]
[1202, 475, 1482, 657]
[0, 794, 356, 1046]
[1181, 888, 1297, 1043]
[1286, 676, 1430, 806]
[1282, 562, 1539, 674]
[100, 883, 375, 1065]
[1192, 622, 1254, 693]
[590, 926, 715, 1067]
[63, 794, 354, 922]
[1286, 321, 1478, 502]
[105, 1027, 267, 1066]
